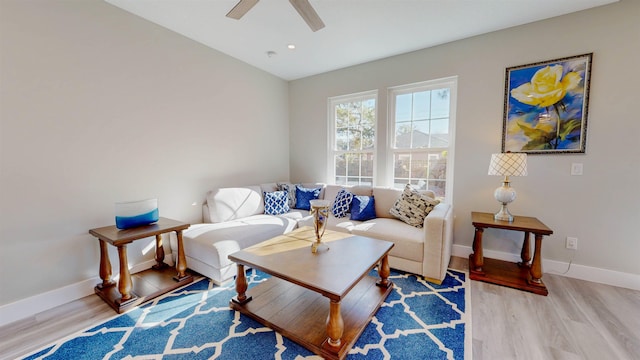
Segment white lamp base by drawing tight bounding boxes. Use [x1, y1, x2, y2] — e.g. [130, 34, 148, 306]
[494, 181, 516, 222]
[494, 203, 514, 222]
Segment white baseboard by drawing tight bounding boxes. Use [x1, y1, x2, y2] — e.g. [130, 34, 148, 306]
[452, 244, 640, 291]
[0, 259, 158, 327]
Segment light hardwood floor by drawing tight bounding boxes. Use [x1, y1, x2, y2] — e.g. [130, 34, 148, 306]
[1, 257, 639, 360]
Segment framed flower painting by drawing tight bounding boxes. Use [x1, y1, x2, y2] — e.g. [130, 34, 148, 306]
[502, 53, 592, 154]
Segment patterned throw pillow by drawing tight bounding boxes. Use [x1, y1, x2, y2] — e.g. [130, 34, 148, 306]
[263, 191, 290, 215]
[332, 188, 354, 218]
[277, 182, 297, 209]
[390, 184, 440, 228]
[295, 185, 321, 210]
[350, 195, 376, 221]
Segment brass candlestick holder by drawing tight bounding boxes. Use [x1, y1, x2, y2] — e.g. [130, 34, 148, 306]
[309, 199, 331, 253]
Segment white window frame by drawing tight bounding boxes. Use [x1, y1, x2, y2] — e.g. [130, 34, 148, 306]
[327, 90, 378, 186]
[387, 77, 457, 203]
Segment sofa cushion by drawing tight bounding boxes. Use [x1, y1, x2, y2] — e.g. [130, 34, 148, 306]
[350, 195, 376, 221]
[332, 188, 354, 218]
[295, 185, 321, 210]
[277, 182, 297, 209]
[389, 184, 440, 228]
[372, 187, 402, 219]
[351, 218, 424, 262]
[206, 186, 264, 223]
[263, 191, 290, 215]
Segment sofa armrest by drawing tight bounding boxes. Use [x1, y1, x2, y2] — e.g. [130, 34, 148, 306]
[421, 202, 454, 284]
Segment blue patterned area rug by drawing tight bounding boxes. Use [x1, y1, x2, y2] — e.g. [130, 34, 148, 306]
[23, 268, 471, 360]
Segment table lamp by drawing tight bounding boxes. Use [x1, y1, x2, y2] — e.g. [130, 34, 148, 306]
[488, 152, 527, 222]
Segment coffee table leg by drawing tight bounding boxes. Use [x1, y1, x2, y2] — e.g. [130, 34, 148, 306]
[326, 300, 344, 348]
[376, 254, 392, 288]
[232, 264, 252, 305]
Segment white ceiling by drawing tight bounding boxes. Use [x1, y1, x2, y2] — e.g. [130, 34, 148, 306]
[105, 0, 616, 81]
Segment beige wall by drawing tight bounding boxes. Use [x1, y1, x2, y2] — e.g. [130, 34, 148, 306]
[0, 0, 289, 305]
[289, 1, 640, 275]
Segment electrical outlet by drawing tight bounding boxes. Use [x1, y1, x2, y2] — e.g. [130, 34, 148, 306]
[566, 237, 578, 250]
[571, 163, 583, 175]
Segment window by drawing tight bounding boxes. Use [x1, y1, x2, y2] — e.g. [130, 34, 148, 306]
[328, 91, 377, 185]
[389, 77, 456, 201]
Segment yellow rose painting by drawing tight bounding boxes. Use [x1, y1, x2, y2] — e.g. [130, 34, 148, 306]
[502, 53, 592, 154]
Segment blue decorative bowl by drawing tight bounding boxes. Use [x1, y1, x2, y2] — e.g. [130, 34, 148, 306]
[115, 198, 159, 229]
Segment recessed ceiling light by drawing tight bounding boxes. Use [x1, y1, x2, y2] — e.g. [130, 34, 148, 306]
[287, 44, 296, 50]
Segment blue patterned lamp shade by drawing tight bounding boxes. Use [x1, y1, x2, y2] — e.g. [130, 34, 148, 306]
[115, 198, 159, 229]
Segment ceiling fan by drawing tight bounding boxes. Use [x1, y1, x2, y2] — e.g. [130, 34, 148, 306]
[226, 0, 325, 32]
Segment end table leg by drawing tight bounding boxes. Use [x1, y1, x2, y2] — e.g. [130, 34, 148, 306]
[153, 234, 166, 269]
[376, 254, 392, 288]
[529, 234, 544, 285]
[117, 245, 133, 301]
[519, 231, 531, 267]
[174, 230, 188, 280]
[232, 264, 252, 305]
[326, 300, 344, 348]
[98, 239, 115, 289]
[470, 227, 484, 273]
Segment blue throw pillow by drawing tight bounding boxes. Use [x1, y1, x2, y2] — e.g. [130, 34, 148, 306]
[295, 185, 321, 210]
[350, 195, 376, 221]
[264, 191, 290, 215]
[332, 188, 354, 218]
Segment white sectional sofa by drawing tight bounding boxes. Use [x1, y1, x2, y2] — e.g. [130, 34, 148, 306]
[170, 182, 453, 285]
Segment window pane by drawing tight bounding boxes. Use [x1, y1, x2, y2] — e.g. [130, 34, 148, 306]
[413, 120, 430, 148]
[428, 154, 447, 180]
[334, 154, 346, 177]
[431, 88, 450, 119]
[428, 180, 446, 198]
[413, 91, 430, 120]
[410, 152, 428, 179]
[393, 152, 411, 179]
[336, 105, 349, 128]
[348, 129, 359, 150]
[336, 127, 348, 150]
[395, 93, 412, 122]
[347, 154, 360, 176]
[361, 154, 373, 177]
[395, 123, 413, 149]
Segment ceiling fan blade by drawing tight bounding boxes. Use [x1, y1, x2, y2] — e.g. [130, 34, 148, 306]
[226, 0, 259, 20]
[289, 0, 325, 32]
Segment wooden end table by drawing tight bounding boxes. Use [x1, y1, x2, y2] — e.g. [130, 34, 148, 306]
[469, 211, 553, 296]
[89, 217, 193, 313]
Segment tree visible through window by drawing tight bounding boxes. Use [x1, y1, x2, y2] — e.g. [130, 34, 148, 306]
[329, 92, 376, 185]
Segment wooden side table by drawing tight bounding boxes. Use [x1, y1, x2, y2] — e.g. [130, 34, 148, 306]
[469, 211, 553, 296]
[89, 217, 193, 313]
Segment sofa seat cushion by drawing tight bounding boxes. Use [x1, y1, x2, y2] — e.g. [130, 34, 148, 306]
[351, 218, 424, 263]
[182, 215, 297, 270]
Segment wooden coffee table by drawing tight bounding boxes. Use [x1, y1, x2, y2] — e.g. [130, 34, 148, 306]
[228, 227, 394, 360]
